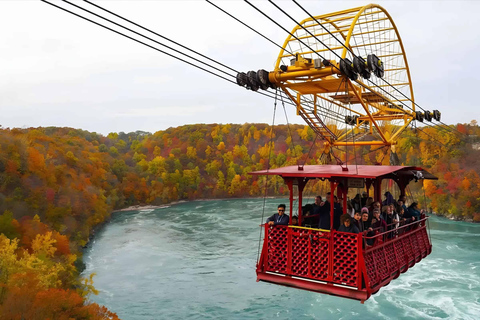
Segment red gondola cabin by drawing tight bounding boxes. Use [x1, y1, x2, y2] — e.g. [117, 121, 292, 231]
[250, 165, 436, 303]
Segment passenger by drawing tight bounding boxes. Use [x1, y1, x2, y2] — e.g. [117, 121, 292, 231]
[396, 206, 406, 234]
[366, 196, 374, 209]
[312, 195, 323, 215]
[338, 214, 360, 233]
[384, 204, 399, 238]
[351, 194, 362, 213]
[371, 208, 387, 233]
[291, 215, 298, 226]
[347, 202, 355, 217]
[397, 198, 408, 214]
[302, 203, 315, 226]
[390, 204, 400, 228]
[353, 211, 362, 230]
[333, 195, 343, 230]
[399, 195, 408, 209]
[406, 202, 423, 222]
[382, 191, 396, 206]
[397, 206, 405, 222]
[303, 195, 323, 227]
[361, 211, 374, 245]
[371, 201, 381, 214]
[360, 211, 372, 232]
[318, 194, 331, 230]
[266, 204, 289, 226]
[361, 191, 369, 207]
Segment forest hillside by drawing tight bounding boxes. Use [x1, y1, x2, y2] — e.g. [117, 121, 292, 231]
[0, 122, 479, 317]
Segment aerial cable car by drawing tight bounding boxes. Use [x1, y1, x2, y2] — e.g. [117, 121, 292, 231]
[238, 4, 439, 302]
[250, 165, 436, 302]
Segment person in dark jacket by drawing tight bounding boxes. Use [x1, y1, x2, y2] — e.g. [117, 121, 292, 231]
[361, 192, 369, 208]
[406, 202, 423, 221]
[353, 211, 362, 230]
[351, 194, 362, 213]
[266, 204, 289, 226]
[338, 214, 360, 233]
[333, 196, 343, 230]
[318, 197, 331, 230]
[382, 191, 396, 206]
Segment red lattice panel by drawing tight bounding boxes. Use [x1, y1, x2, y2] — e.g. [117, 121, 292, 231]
[403, 235, 415, 264]
[332, 233, 358, 286]
[267, 226, 288, 273]
[364, 252, 378, 287]
[311, 234, 329, 280]
[416, 230, 426, 254]
[410, 231, 421, 260]
[394, 240, 406, 269]
[373, 247, 389, 281]
[291, 230, 309, 276]
[385, 243, 397, 275]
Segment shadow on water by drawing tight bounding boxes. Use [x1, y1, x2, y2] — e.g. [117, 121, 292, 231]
[82, 199, 480, 320]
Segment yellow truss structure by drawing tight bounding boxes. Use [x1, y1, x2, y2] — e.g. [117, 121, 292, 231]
[268, 4, 415, 149]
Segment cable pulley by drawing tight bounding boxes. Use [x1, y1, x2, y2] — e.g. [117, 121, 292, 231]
[345, 115, 359, 125]
[433, 110, 441, 121]
[367, 54, 384, 78]
[424, 111, 432, 121]
[339, 58, 357, 80]
[246, 71, 259, 91]
[415, 111, 424, 122]
[237, 69, 274, 91]
[353, 56, 370, 79]
[236, 72, 247, 86]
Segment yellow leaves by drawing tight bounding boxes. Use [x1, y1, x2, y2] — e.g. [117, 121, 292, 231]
[186, 146, 197, 159]
[0, 235, 20, 276]
[217, 141, 225, 151]
[257, 142, 274, 159]
[78, 273, 99, 298]
[31, 232, 57, 258]
[205, 145, 213, 157]
[148, 156, 166, 176]
[253, 129, 261, 141]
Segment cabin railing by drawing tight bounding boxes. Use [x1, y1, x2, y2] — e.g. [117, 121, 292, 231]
[363, 216, 431, 290]
[257, 216, 432, 298]
[258, 224, 364, 289]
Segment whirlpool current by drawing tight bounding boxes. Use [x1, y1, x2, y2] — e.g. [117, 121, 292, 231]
[82, 199, 480, 320]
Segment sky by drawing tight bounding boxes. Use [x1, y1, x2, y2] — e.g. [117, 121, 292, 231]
[1, 0, 479, 135]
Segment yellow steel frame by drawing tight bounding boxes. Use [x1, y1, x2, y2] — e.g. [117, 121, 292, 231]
[269, 3, 416, 150]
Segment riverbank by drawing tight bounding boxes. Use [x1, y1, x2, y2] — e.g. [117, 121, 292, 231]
[431, 211, 479, 223]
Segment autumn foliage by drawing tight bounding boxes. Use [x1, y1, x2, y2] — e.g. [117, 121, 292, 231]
[0, 121, 479, 315]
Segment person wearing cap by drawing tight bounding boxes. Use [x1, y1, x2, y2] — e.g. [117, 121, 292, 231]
[337, 214, 360, 234]
[371, 208, 387, 233]
[266, 204, 289, 226]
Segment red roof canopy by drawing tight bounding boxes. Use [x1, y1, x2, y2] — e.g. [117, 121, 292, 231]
[249, 164, 437, 180]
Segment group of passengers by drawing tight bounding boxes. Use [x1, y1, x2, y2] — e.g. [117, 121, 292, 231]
[266, 192, 425, 245]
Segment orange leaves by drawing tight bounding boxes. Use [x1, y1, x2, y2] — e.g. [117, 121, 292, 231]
[1, 285, 119, 320]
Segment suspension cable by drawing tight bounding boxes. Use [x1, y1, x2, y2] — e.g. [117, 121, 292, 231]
[84, 0, 240, 74]
[257, 89, 279, 263]
[42, 0, 237, 85]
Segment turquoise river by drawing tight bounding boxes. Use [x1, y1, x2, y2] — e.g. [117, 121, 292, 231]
[82, 199, 480, 319]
